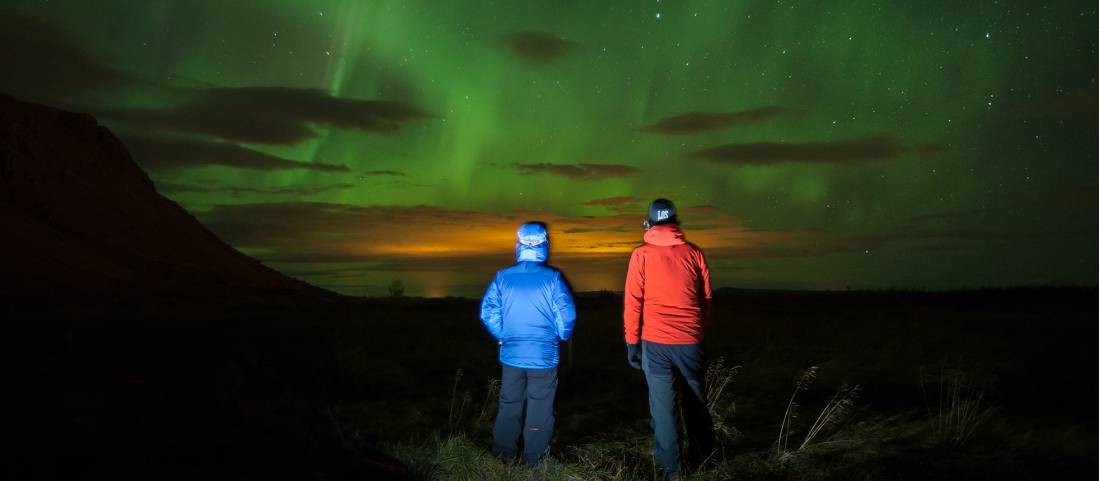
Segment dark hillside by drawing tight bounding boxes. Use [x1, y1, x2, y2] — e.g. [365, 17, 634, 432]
[0, 94, 327, 305]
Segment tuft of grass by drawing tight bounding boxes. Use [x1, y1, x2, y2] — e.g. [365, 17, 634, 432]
[920, 366, 995, 447]
[443, 371, 503, 441]
[775, 368, 861, 459]
[799, 383, 860, 451]
[391, 434, 514, 481]
[446, 368, 469, 435]
[476, 377, 502, 427]
[392, 433, 661, 481]
[704, 357, 742, 442]
[775, 366, 818, 459]
[563, 437, 658, 480]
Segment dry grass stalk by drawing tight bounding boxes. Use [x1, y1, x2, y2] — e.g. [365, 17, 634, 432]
[799, 384, 861, 450]
[705, 357, 741, 440]
[776, 366, 818, 459]
[477, 377, 501, 426]
[921, 366, 993, 447]
[446, 368, 465, 434]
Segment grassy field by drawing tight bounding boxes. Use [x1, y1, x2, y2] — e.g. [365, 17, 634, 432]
[4, 287, 1095, 480]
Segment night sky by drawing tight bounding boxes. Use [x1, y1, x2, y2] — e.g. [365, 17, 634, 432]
[2, 1, 1096, 297]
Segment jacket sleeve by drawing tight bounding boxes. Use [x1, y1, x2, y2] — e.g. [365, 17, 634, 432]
[479, 273, 504, 341]
[623, 248, 644, 344]
[698, 249, 712, 323]
[552, 271, 576, 341]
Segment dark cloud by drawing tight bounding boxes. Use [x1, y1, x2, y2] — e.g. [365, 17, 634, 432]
[105, 87, 432, 145]
[512, 162, 640, 180]
[690, 135, 942, 165]
[498, 31, 579, 65]
[580, 195, 646, 213]
[639, 106, 795, 134]
[156, 182, 356, 197]
[903, 209, 996, 224]
[0, 14, 168, 103]
[581, 196, 643, 206]
[1, 15, 432, 146]
[199, 203, 497, 251]
[562, 227, 630, 234]
[124, 136, 349, 172]
[360, 170, 406, 177]
[194, 202, 778, 268]
[353, 170, 431, 188]
[1033, 185, 1098, 210]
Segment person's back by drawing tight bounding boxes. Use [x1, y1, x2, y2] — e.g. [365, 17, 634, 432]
[625, 225, 710, 345]
[486, 260, 574, 368]
[480, 222, 575, 467]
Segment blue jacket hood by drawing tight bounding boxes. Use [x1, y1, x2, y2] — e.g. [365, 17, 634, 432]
[514, 222, 549, 262]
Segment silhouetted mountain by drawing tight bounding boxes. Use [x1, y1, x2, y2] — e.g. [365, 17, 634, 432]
[0, 94, 330, 305]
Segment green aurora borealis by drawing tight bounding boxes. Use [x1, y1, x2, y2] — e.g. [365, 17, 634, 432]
[2, 0, 1096, 296]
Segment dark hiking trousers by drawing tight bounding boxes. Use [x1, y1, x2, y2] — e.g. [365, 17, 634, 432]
[492, 365, 558, 467]
[642, 341, 715, 478]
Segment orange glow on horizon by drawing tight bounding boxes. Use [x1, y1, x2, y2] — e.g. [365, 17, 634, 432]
[256, 205, 814, 261]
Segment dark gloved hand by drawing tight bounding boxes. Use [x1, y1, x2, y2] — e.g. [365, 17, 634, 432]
[626, 343, 642, 370]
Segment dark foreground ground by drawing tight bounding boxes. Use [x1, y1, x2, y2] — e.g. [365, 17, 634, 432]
[3, 287, 1096, 480]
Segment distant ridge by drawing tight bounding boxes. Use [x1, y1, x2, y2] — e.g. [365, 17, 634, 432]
[0, 93, 331, 305]
[571, 285, 1093, 300]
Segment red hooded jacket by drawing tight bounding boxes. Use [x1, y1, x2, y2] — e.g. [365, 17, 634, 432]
[624, 224, 712, 345]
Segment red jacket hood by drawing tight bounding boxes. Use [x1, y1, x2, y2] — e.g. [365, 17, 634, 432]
[644, 224, 686, 246]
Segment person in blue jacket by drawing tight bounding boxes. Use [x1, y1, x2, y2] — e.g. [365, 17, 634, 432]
[480, 221, 576, 467]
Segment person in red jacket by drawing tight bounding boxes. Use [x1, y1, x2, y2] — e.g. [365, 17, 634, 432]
[624, 198, 714, 481]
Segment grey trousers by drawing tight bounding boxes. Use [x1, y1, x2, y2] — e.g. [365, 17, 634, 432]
[491, 365, 558, 467]
[642, 341, 715, 478]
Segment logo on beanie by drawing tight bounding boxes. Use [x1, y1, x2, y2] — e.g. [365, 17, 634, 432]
[655, 209, 671, 221]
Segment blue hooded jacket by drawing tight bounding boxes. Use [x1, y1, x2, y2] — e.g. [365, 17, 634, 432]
[480, 222, 576, 369]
